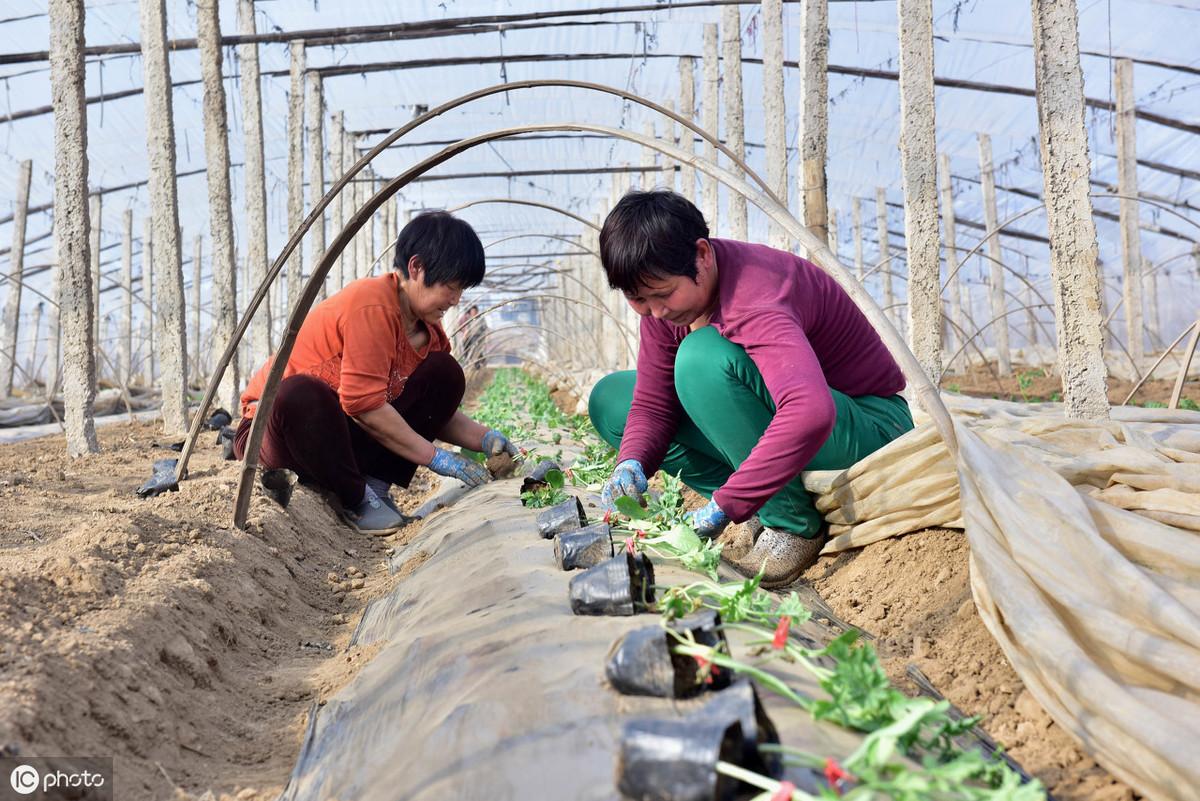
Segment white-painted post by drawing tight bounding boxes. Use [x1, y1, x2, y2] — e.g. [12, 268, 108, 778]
[329, 111, 346, 290]
[141, 0, 188, 433]
[287, 40, 305, 314]
[977, 133, 1011, 375]
[120, 208, 133, 385]
[938, 153, 966, 356]
[142, 215, 154, 386]
[46, 243, 60, 397]
[1114, 58, 1145, 366]
[763, 0, 789, 250]
[798, 0, 829, 244]
[852, 197, 864, 283]
[1031, 0, 1108, 419]
[306, 72, 326, 300]
[342, 128, 358, 283]
[192, 234, 202, 380]
[238, 0, 270, 366]
[197, 0, 240, 412]
[0, 159, 32, 397]
[702, 23, 720, 232]
[49, 0, 99, 454]
[678, 57, 697, 204]
[722, 5, 747, 239]
[27, 303, 42, 388]
[89, 193, 102, 377]
[898, 0, 940, 381]
[875, 187, 894, 319]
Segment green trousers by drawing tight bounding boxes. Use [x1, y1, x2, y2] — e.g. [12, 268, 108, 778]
[588, 326, 914, 538]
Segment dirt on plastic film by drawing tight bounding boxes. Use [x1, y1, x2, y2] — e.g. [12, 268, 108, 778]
[283, 478, 877, 801]
[0, 419, 438, 801]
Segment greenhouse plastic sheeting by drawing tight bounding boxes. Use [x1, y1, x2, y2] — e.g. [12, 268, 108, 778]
[277, 479, 875, 801]
[805, 394, 1200, 801]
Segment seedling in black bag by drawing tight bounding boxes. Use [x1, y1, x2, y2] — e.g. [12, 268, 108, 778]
[605, 610, 732, 698]
[536, 495, 585, 537]
[568, 552, 655, 616]
[554, 523, 613, 570]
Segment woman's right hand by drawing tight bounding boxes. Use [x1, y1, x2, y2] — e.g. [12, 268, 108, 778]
[600, 459, 648, 511]
[428, 447, 492, 488]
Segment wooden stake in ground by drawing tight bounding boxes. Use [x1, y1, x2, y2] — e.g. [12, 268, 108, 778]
[192, 234, 202, 380]
[120, 208, 132, 384]
[701, 23, 720, 232]
[798, 0, 829, 244]
[330, 111, 346, 290]
[141, 0, 189, 434]
[762, 0, 788, 250]
[287, 40, 306, 313]
[1031, 0, 1108, 419]
[88, 193, 101, 378]
[197, 0, 240, 412]
[853, 197, 864, 283]
[306, 72, 326, 299]
[722, 5, 747, 239]
[1114, 58, 1145, 368]
[239, 0, 271, 366]
[678, 57, 697, 205]
[48, 0, 99, 454]
[938, 153, 966, 357]
[978, 132, 1012, 375]
[875, 187, 894, 322]
[0, 159, 31, 397]
[897, 0, 941, 381]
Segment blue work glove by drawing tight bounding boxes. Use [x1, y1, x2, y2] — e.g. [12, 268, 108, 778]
[481, 429, 519, 458]
[428, 447, 492, 488]
[600, 459, 648, 511]
[686, 498, 730, 539]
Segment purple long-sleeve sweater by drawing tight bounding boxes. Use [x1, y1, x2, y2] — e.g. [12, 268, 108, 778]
[617, 238, 906, 523]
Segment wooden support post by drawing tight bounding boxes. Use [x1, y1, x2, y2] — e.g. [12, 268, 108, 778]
[46, 247, 60, 397]
[1031, 0, 1108, 419]
[722, 5, 747, 239]
[852, 197, 864, 283]
[898, 0, 940, 381]
[306, 72, 326, 299]
[342, 126, 358, 283]
[287, 40, 306, 314]
[702, 23, 720, 232]
[938, 153, 966, 357]
[1114, 58, 1145, 367]
[49, 0, 99, 454]
[120, 208, 132, 385]
[197, 0, 240, 412]
[88, 193, 101, 373]
[0, 159, 31, 397]
[798, 0, 829, 243]
[330, 111, 346, 290]
[875, 187, 894, 321]
[678, 57, 697, 204]
[192, 234, 202, 380]
[661, 99, 677, 193]
[142, 215, 154, 386]
[978, 132, 1011, 375]
[763, 0, 789, 250]
[141, 0, 188, 433]
[27, 302, 42, 387]
[238, 0, 270, 366]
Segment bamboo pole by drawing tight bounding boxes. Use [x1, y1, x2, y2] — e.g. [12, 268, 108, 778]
[49, 0, 99, 455]
[141, 0, 188, 433]
[722, 5, 747, 239]
[977, 133, 1011, 375]
[1168, 316, 1198, 410]
[197, 0, 240, 412]
[306, 72, 327, 301]
[1114, 58, 1145, 368]
[678, 57, 697, 204]
[763, 0, 788, 250]
[0, 159, 31, 397]
[120, 209, 133, 385]
[287, 40, 306, 313]
[239, 0, 271, 366]
[898, 0, 940, 381]
[448, 198, 600, 231]
[798, 0, 829, 243]
[702, 23, 720, 231]
[1030, 0, 1108, 419]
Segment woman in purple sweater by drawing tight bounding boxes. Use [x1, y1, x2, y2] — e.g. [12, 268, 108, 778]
[589, 190, 913, 587]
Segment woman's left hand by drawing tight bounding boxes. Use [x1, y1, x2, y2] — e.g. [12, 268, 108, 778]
[481, 429, 519, 458]
[686, 499, 730, 539]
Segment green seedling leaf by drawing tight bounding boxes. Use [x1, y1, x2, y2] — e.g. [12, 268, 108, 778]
[615, 495, 649, 519]
[545, 468, 565, 489]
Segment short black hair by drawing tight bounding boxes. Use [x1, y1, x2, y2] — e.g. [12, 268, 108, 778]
[599, 190, 709, 294]
[393, 211, 485, 288]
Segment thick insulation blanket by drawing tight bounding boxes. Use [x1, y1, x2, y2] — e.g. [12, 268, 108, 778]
[277, 480, 869, 801]
[805, 394, 1200, 801]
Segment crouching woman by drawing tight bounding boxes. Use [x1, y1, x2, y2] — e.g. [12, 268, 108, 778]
[589, 191, 913, 587]
[235, 211, 517, 534]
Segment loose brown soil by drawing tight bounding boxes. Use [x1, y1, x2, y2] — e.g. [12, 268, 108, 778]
[943, 362, 1192, 408]
[804, 529, 1138, 801]
[0, 419, 436, 801]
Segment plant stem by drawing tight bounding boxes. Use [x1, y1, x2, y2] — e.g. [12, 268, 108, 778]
[715, 761, 818, 800]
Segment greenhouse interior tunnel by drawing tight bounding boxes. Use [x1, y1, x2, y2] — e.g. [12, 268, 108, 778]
[0, 0, 1198, 799]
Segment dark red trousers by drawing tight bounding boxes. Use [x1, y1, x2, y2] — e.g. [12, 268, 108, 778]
[234, 352, 465, 507]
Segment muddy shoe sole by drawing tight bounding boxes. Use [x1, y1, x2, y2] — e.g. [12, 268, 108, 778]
[724, 527, 825, 589]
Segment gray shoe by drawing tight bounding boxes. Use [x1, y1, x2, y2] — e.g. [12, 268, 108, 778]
[348, 484, 407, 535]
[724, 526, 825, 589]
[365, 475, 402, 515]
